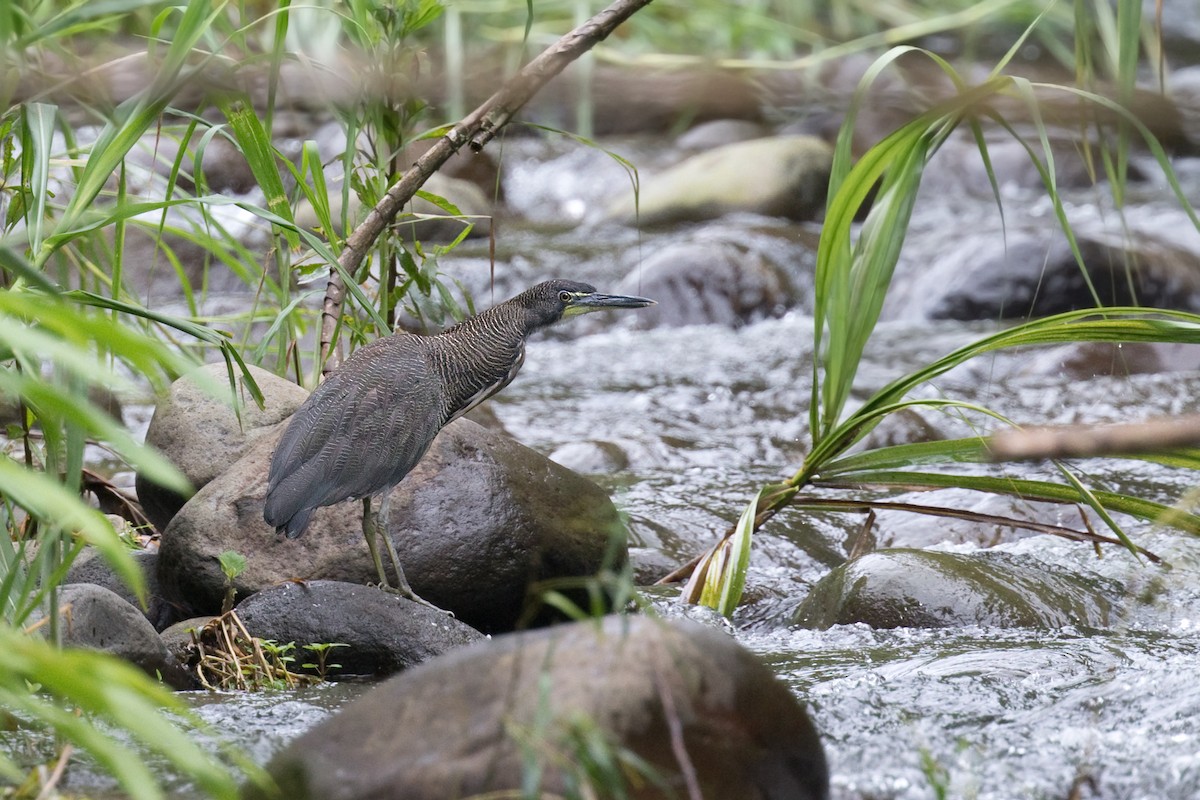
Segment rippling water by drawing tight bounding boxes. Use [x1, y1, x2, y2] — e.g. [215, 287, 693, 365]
[24, 133, 1200, 799]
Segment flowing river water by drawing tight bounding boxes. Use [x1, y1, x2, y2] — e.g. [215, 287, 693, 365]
[28, 132, 1200, 799]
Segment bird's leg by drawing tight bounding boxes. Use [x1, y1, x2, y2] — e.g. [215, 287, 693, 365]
[361, 496, 392, 591]
[375, 490, 453, 616]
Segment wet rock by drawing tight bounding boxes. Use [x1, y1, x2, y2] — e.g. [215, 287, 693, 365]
[137, 364, 310, 532]
[616, 239, 796, 328]
[157, 418, 628, 633]
[127, 131, 257, 195]
[234, 580, 483, 678]
[247, 615, 829, 800]
[30, 584, 193, 689]
[64, 548, 180, 631]
[159, 616, 213, 667]
[628, 546, 680, 586]
[764, 54, 920, 156]
[793, 548, 1116, 630]
[606, 135, 833, 226]
[925, 226, 1200, 321]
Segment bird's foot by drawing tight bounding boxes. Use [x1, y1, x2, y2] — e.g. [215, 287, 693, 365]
[372, 581, 455, 617]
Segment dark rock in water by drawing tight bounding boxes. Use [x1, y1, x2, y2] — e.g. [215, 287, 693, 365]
[606, 135, 833, 226]
[234, 580, 483, 679]
[157, 418, 628, 634]
[793, 548, 1117, 630]
[617, 239, 797, 328]
[245, 615, 829, 800]
[137, 364, 310, 532]
[926, 228, 1200, 321]
[29, 584, 194, 689]
[64, 548, 180, 631]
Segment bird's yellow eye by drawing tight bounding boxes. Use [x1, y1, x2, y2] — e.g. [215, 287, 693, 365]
[558, 290, 572, 302]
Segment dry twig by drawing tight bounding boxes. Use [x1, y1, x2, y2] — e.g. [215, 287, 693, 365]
[318, 0, 655, 373]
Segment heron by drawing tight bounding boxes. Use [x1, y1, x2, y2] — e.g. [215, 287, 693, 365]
[263, 279, 655, 606]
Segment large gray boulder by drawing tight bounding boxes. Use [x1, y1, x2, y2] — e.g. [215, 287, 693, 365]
[137, 363, 310, 531]
[245, 615, 829, 800]
[234, 580, 484, 678]
[607, 135, 833, 226]
[793, 548, 1118, 630]
[157, 418, 628, 633]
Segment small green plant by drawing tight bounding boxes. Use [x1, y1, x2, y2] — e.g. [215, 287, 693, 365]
[301, 642, 348, 681]
[508, 710, 670, 800]
[217, 550, 247, 615]
[517, 529, 642, 629]
[919, 747, 952, 800]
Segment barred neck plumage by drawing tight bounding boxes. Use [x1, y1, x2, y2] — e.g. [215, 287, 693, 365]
[428, 298, 548, 423]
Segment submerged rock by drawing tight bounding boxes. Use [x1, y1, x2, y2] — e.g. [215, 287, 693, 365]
[606, 135, 833, 226]
[137, 364, 309, 532]
[157, 418, 628, 633]
[234, 580, 483, 678]
[793, 548, 1117, 629]
[246, 615, 829, 800]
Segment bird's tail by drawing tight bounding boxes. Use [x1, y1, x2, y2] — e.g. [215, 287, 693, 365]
[264, 494, 315, 539]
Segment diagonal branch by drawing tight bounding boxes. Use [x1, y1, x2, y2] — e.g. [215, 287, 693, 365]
[320, 0, 656, 374]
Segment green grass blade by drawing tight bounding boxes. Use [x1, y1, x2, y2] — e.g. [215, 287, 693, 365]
[0, 456, 145, 607]
[813, 468, 1200, 536]
[0, 629, 242, 799]
[216, 95, 299, 248]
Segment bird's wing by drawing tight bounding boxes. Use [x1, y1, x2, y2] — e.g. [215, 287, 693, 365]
[264, 336, 445, 526]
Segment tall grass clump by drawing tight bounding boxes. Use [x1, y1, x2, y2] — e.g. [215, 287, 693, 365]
[0, 0, 480, 793]
[687, 0, 1200, 615]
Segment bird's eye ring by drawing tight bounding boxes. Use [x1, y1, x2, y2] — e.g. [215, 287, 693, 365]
[558, 290, 572, 302]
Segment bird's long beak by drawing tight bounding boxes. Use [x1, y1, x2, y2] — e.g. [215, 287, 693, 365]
[567, 292, 657, 315]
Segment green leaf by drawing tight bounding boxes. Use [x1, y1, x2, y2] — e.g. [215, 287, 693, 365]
[216, 96, 299, 248]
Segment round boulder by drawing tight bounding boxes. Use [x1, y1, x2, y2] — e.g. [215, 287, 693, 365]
[615, 239, 797, 328]
[157, 418, 628, 633]
[137, 363, 310, 532]
[30, 584, 193, 689]
[234, 580, 484, 678]
[64, 547, 178, 631]
[246, 615, 829, 800]
[792, 548, 1117, 630]
[606, 135, 833, 226]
